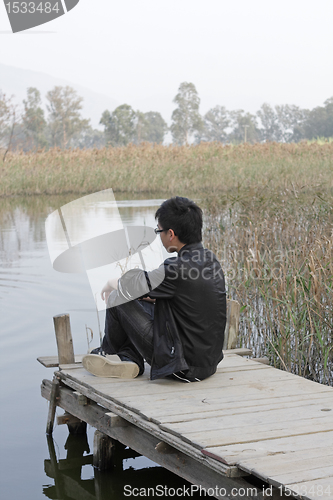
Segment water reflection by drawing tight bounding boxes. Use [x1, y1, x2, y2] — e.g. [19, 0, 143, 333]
[44, 432, 206, 500]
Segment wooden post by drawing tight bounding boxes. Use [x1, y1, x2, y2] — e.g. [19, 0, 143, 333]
[53, 314, 75, 365]
[223, 299, 241, 350]
[46, 376, 60, 435]
[93, 430, 115, 471]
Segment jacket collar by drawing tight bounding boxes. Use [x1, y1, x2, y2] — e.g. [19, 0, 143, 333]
[178, 242, 203, 256]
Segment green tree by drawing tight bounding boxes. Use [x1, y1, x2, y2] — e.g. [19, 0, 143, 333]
[171, 82, 203, 145]
[22, 87, 47, 149]
[100, 104, 136, 146]
[202, 105, 230, 143]
[72, 126, 105, 149]
[46, 86, 90, 148]
[0, 90, 19, 160]
[257, 103, 282, 142]
[0, 91, 11, 147]
[303, 97, 333, 139]
[275, 104, 306, 143]
[134, 111, 168, 144]
[228, 110, 260, 143]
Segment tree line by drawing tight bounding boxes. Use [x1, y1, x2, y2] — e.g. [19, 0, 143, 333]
[0, 82, 332, 155]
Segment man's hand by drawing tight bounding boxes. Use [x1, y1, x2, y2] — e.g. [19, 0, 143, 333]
[139, 297, 156, 303]
[101, 277, 119, 302]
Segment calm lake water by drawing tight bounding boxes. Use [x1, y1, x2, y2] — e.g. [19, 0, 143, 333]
[0, 194, 205, 500]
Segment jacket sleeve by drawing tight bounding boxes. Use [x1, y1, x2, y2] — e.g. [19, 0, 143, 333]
[146, 261, 177, 299]
[117, 260, 178, 302]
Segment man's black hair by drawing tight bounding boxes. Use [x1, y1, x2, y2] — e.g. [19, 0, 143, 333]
[155, 196, 202, 245]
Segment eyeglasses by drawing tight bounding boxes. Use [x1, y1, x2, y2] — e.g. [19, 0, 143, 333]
[154, 227, 165, 234]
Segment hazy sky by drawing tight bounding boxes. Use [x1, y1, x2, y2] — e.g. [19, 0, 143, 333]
[1, 0, 333, 121]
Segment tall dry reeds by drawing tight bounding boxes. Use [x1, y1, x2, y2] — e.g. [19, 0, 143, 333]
[0, 141, 332, 196]
[203, 189, 333, 385]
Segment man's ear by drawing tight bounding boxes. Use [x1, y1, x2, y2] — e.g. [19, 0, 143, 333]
[168, 229, 176, 240]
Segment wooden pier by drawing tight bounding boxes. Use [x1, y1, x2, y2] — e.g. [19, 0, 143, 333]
[39, 311, 333, 500]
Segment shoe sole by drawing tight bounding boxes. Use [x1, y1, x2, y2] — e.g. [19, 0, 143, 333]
[82, 354, 139, 379]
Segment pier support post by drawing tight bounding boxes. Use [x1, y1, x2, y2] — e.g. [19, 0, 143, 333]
[93, 430, 115, 471]
[53, 314, 75, 365]
[46, 375, 60, 435]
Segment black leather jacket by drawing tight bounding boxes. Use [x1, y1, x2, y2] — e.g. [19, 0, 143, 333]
[118, 242, 227, 381]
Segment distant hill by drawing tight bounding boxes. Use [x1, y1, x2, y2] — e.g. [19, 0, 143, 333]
[0, 63, 118, 128]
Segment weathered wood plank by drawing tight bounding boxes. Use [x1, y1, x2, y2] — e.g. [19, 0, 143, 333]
[145, 395, 333, 425]
[223, 299, 240, 350]
[37, 354, 84, 368]
[114, 390, 332, 422]
[239, 451, 333, 477]
[270, 466, 333, 488]
[203, 431, 333, 466]
[57, 412, 82, 426]
[37, 348, 252, 368]
[59, 365, 331, 401]
[53, 314, 75, 365]
[158, 404, 333, 435]
[179, 416, 333, 449]
[105, 412, 129, 428]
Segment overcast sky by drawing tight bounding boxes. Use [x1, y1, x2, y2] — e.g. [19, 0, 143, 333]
[1, 0, 333, 121]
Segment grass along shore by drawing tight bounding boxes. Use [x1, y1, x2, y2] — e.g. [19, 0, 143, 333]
[1, 142, 332, 385]
[0, 141, 332, 197]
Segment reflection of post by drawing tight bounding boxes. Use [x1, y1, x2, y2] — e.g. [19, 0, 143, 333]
[46, 435, 64, 499]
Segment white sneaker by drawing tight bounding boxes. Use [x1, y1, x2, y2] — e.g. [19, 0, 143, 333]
[82, 353, 139, 378]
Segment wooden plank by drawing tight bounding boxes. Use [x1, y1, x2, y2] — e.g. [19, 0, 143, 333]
[239, 450, 333, 477]
[146, 395, 333, 425]
[53, 314, 75, 365]
[115, 390, 332, 420]
[177, 416, 333, 449]
[270, 466, 333, 488]
[203, 431, 333, 466]
[37, 354, 84, 368]
[158, 404, 333, 435]
[58, 364, 331, 401]
[105, 412, 129, 427]
[224, 348, 252, 356]
[223, 299, 240, 350]
[37, 349, 251, 368]
[57, 412, 83, 426]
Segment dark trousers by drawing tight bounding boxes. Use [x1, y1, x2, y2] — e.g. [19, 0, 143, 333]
[101, 291, 155, 376]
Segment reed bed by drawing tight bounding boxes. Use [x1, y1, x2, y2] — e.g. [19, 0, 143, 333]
[1, 142, 332, 384]
[203, 189, 333, 386]
[0, 141, 332, 196]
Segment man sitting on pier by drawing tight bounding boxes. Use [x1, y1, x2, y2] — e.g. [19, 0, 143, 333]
[82, 196, 227, 382]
